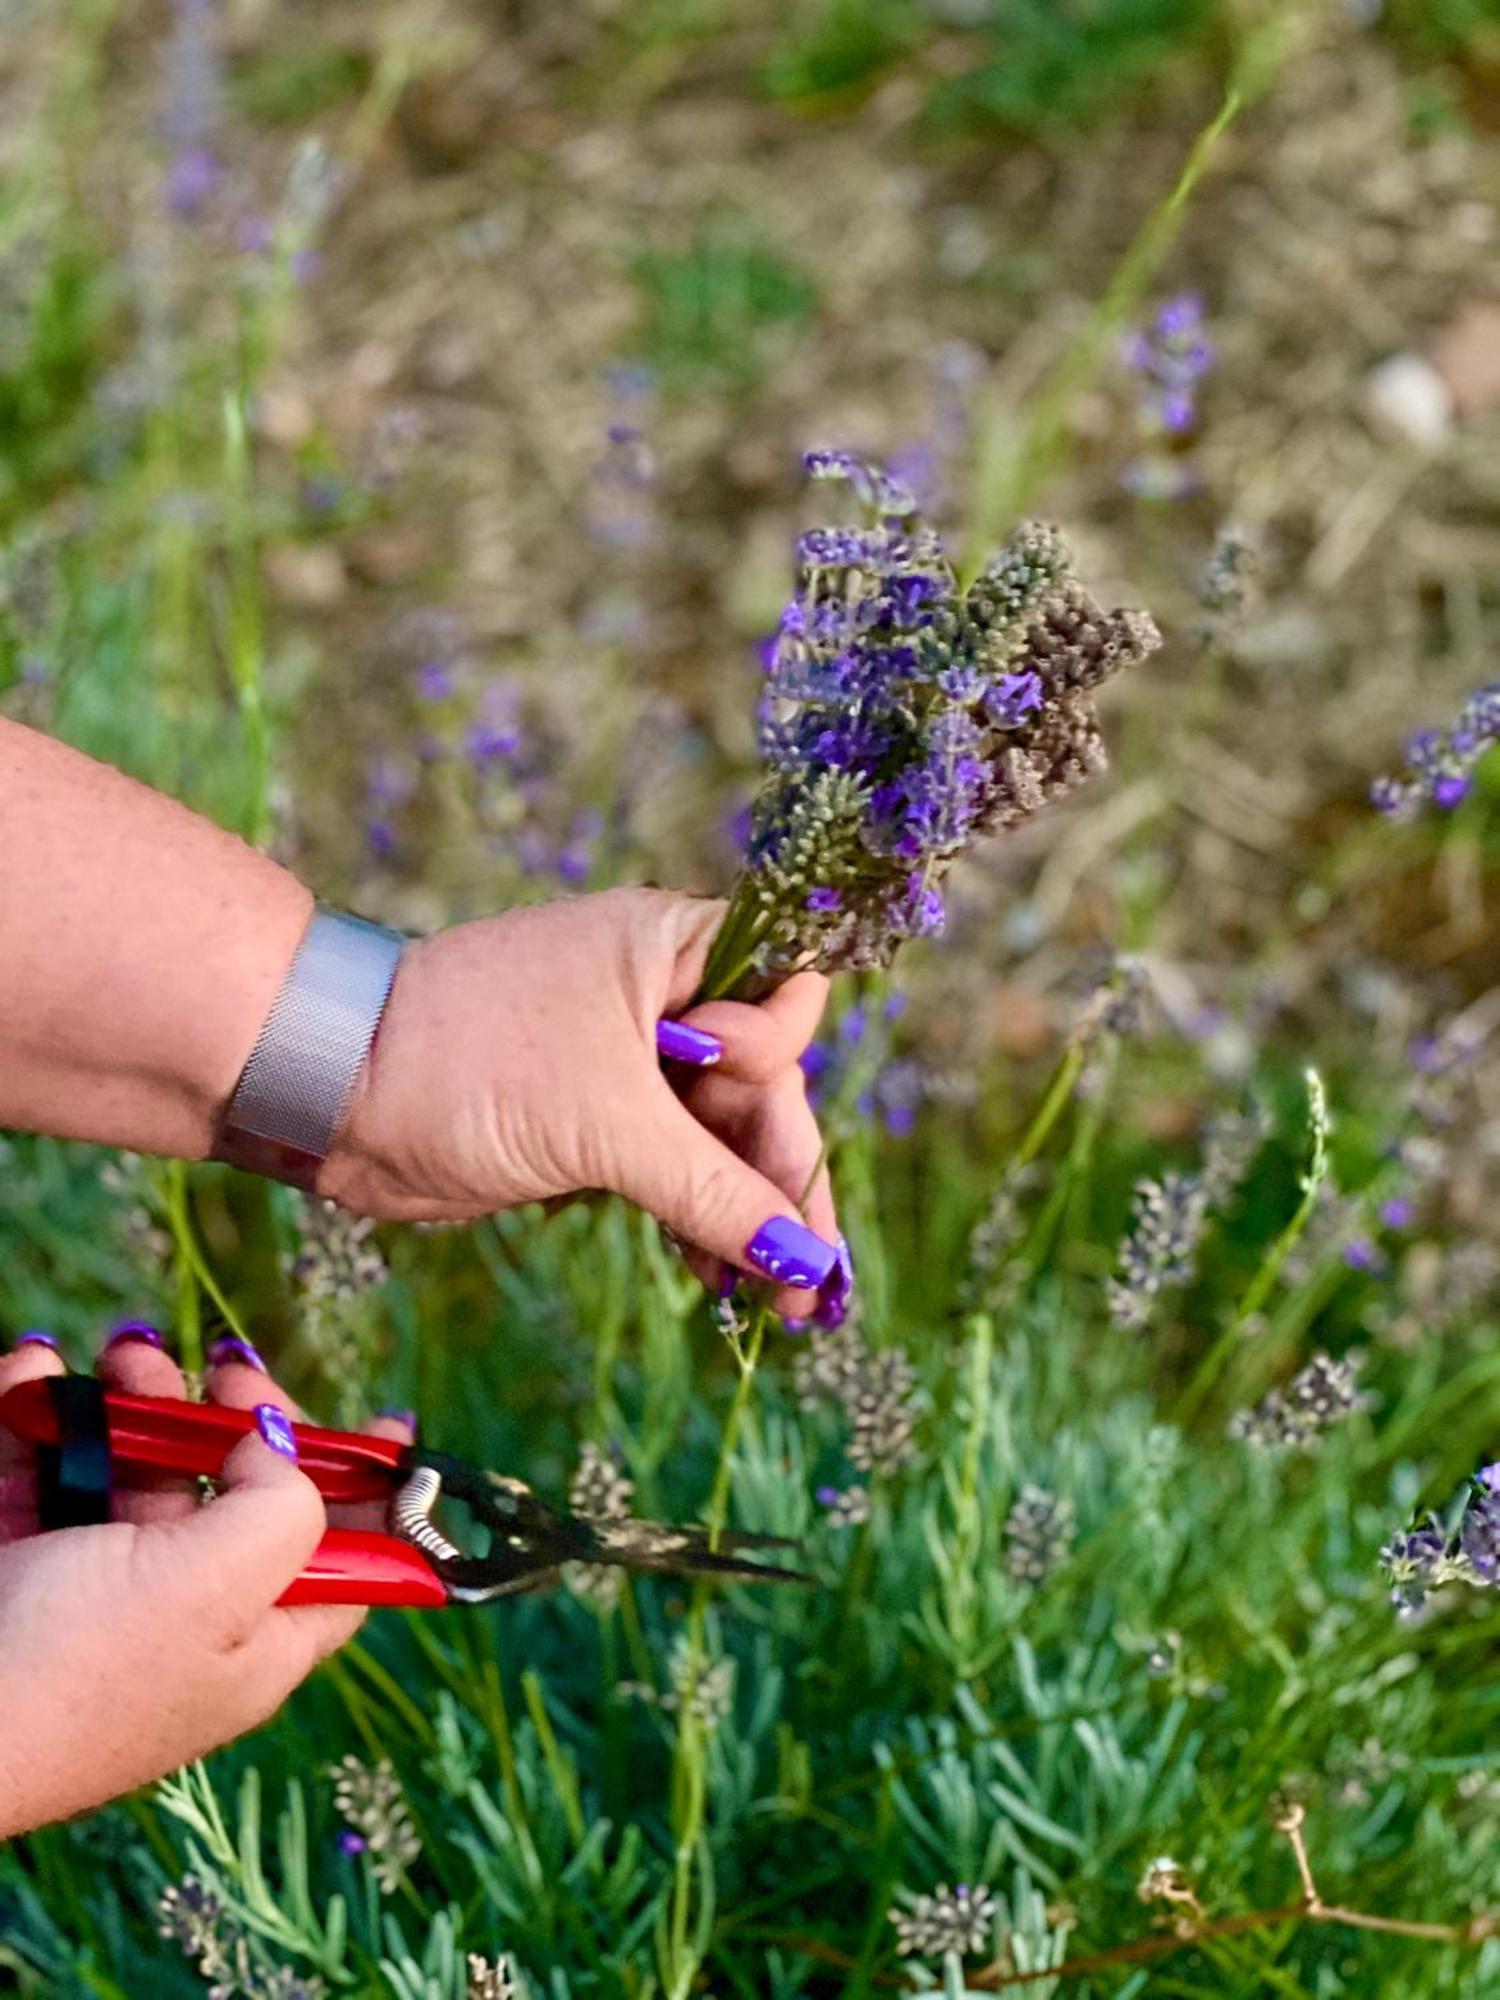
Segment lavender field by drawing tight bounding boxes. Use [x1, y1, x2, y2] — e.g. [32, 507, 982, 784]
[3, 1, 1500, 1995]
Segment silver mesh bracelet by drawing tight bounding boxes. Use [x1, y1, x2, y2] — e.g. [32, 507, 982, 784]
[213, 906, 406, 1190]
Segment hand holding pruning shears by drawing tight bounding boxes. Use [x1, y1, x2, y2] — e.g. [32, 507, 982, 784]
[0, 1323, 806, 1837]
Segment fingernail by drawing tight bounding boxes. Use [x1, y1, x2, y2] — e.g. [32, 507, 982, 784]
[377, 1408, 417, 1432]
[254, 1404, 299, 1462]
[105, 1319, 165, 1351]
[14, 1330, 60, 1352]
[717, 1266, 740, 1302]
[208, 1334, 267, 1373]
[656, 1019, 724, 1067]
[744, 1217, 839, 1292]
[814, 1237, 855, 1329]
[781, 1316, 811, 1336]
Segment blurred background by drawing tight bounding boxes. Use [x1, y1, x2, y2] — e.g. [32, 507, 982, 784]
[4, 0, 1497, 981]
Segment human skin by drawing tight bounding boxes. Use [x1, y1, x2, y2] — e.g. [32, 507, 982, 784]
[0, 1330, 413, 1837]
[0, 718, 840, 1311]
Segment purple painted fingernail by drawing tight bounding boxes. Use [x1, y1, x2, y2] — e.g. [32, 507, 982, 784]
[782, 1316, 811, 1336]
[717, 1266, 741, 1301]
[105, 1319, 165, 1351]
[656, 1019, 724, 1067]
[744, 1217, 839, 1292]
[254, 1404, 299, 1462]
[814, 1237, 855, 1329]
[14, 1330, 60, 1352]
[377, 1408, 417, 1432]
[208, 1334, 267, 1373]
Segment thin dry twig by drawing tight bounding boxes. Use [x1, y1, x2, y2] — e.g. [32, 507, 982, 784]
[774, 1802, 1500, 1991]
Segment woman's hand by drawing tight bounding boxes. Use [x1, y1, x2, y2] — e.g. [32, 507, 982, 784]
[320, 889, 848, 1321]
[0, 1328, 410, 1838]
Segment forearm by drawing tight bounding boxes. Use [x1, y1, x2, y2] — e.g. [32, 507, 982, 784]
[0, 720, 311, 1159]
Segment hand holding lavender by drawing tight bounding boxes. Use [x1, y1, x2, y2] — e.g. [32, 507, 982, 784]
[696, 452, 1161, 1003]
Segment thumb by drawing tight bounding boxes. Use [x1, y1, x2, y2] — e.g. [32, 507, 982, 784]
[614, 1091, 840, 1307]
[147, 1425, 328, 1638]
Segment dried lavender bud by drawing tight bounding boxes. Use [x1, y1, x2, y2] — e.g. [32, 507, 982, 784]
[1108, 1174, 1209, 1331]
[701, 454, 1157, 997]
[793, 1320, 869, 1407]
[1078, 955, 1153, 1042]
[329, 1756, 421, 1894]
[570, 1441, 634, 1520]
[1199, 1105, 1268, 1207]
[964, 1162, 1040, 1311]
[566, 1443, 635, 1609]
[467, 1954, 518, 2000]
[890, 1882, 998, 1960]
[664, 1633, 735, 1733]
[158, 1877, 323, 2000]
[1229, 1352, 1360, 1451]
[847, 1348, 920, 1476]
[1197, 525, 1260, 628]
[1373, 681, 1500, 820]
[1381, 1522, 1476, 1617]
[796, 1318, 920, 1475]
[1003, 1484, 1076, 1583]
[259, 1975, 327, 2000]
[158, 1876, 233, 1987]
[815, 1482, 871, 1527]
[1136, 1856, 1204, 1922]
[288, 1200, 388, 1303]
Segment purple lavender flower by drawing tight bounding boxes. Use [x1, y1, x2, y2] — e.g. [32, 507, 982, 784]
[1121, 293, 1215, 499]
[1374, 682, 1500, 821]
[1343, 1237, 1386, 1275]
[165, 143, 222, 220]
[160, 0, 223, 223]
[1379, 1196, 1415, 1230]
[587, 373, 658, 550]
[415, 660, 456, 702]
[985, 670, 1045, 729]
[800, 995, 927, 1137]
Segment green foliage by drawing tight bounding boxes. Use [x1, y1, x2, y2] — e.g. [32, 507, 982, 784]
[630, 225, 818, 395]
[762, 0, 925, 105]
[764, 0, 1224, 133]
[1383, 0, 1500, 69]
[235, 41, 374, 127]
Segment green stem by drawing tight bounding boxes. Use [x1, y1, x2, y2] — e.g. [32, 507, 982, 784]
[1173, 1068, 1329, 1427]
[962, 77, 1246, 576]
[161, 1162, 250, 1374]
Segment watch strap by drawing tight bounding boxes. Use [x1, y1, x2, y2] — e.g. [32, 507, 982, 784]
[214, 905, 405, 1190]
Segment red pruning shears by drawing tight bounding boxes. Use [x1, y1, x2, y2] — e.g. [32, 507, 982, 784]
[0, 1377, 810, 1608]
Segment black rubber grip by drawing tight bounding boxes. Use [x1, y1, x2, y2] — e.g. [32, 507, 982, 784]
[36, 1376, 112, 1530]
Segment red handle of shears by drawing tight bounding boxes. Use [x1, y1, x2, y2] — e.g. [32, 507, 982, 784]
[0, 1381, 449, 1609]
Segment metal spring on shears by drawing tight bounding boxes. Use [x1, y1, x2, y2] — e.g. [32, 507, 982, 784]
[391, 1464, 464, 1565]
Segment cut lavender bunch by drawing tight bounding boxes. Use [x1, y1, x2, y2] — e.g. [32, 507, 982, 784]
[696, 452, 1160, 1001]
